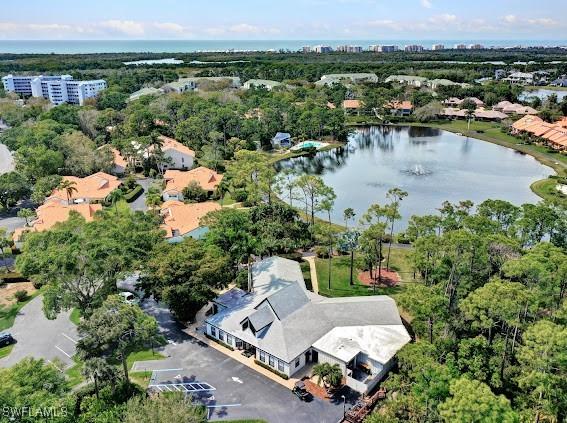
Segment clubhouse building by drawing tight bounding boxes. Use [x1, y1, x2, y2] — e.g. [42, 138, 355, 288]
[205, 257, 410, 394]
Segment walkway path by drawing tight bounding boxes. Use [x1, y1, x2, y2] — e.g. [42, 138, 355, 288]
[302, 256, 320, 295]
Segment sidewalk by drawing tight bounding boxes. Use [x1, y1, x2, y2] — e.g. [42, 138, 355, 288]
[184, 313, 297, 390]
[303, 256, 320, 294]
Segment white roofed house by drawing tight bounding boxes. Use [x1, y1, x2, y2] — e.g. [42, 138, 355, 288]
[206, 257, 411, 394]
[243, 79, 284, 91]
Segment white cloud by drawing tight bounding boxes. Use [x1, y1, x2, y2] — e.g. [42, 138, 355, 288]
[420, 0, 432, 8]
[153, 22, 186, 34]
[99, 20, 145, 37]
[503, 15, 517, 24]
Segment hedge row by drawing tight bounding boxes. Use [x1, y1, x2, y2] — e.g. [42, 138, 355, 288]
[254, 359, 289, 380]
[123, 185, 144, 203]
[205, 333, 234, 351]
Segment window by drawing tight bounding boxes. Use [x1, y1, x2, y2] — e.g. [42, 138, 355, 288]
[295, 358, 300, 368]
[210, 326, 216, 337]
[259, 351, 266, 362]
[219, 330, 225, 342]
[226, 334, 233, 345]
[269, 356, 275, 367]
[278, 360, 285, 372]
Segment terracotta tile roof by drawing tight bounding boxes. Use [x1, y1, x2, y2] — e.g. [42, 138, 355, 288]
[13, 201, 102, 241]
[97, 145, 127, 169]
[342, 99, 362, 109]
[49, 172, 122, 202]
[385, 100, 414, 110]
[494, 101, 538, 115]
[512, 115, 543, 131]
[158, 135, 195, 158]
[555, 117, 567, 128]
[164, 167, 223, 194]
[160, 200, 221, 238]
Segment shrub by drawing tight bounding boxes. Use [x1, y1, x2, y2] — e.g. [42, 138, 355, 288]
[14, 290, 28, 302]
[232, 188, 248, 203]
[123, 185, 144, 203]
[397, 232, 411, 245]
[205, 333, 234, 351]
[182, 181, 209, 203]
[314, 246, 330, 258]
[254, 359, 289, 380]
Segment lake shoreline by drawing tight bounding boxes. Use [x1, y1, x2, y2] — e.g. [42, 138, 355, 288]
[347, 121, 565, 205]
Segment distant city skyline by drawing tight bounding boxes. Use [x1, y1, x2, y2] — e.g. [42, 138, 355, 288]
[0, 0, 566, 41]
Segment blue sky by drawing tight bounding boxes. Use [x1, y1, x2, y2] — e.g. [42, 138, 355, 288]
[1, 0, 565, 40]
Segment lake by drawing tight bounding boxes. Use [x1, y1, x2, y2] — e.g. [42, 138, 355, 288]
[519, 89, 567, 102]
[276, 126, 552, 229]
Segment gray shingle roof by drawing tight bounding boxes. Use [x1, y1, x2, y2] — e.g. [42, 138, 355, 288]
[206, 257, 409, 363]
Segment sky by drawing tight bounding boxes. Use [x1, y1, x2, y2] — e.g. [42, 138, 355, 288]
[0, 0, 566, 41]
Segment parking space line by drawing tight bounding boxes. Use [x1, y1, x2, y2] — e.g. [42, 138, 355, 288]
[148, 382, 217, 393]
[61, 333, 77, 344]
[151, 368, 184, 372]
[55, 345, 72, 358]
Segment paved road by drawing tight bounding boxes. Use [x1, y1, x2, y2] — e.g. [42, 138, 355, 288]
[0, 296, 78, 369]
[128, 177, 153, 212]
[137, 299, 353, 423]
[0, 143, 14, 175]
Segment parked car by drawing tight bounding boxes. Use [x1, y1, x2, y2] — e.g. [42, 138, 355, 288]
[292, 381, 312, 402]
[0, 332, 15, 347]
[119, 291, 140, 305]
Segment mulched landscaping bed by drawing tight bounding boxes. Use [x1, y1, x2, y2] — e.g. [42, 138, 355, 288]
[358, 268, 401, 287]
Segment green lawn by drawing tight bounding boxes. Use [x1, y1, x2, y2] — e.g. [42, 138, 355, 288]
[218, 192, 237, 206]
[0, 289, 42, 331]
[126, 348, 166, 369]
[65, 348, 166, 389]
[315, 247, 417, 299]
[65, 358, 84, 387]
[0, 344, 14, 359]
[130, 370, 153, 389]
[531, 178, 567, 208]
[69, 308, 81, 325]
[315, 255, 402, 298]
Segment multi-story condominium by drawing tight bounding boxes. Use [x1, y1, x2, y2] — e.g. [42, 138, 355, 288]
[336, 45, 363, 53]
[302, 46, 312, 53]
[454, 44, 467, 49]
[313, 45, 333, 53]
[432, 44, 445, 50]
[469, 44, 484, 50]
[378, 45, 399, 53]
[404, 44, 424, 52]
[2, 74, 106, 105]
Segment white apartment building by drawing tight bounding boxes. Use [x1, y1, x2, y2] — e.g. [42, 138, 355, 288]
[404, 44, 424, 52]
[2, 74, 107, 105]
[432, 44, 445, 51]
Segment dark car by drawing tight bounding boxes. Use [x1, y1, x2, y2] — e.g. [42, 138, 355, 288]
[0, 332, 14, 347]
[292, 381, 312, 402]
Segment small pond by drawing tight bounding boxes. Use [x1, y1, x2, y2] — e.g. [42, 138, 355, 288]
[276, 126, 552, 229]
[519, 88, 567, 102]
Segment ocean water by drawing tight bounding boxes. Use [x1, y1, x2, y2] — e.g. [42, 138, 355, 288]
[0, 40, 566, 54]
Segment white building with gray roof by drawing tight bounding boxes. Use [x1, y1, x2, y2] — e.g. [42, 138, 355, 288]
[315, 73, 379, 87]
[205, 256, 410, 393]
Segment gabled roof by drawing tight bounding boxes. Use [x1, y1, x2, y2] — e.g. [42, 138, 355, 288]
[206, 257, 410, 363]
[13, 201, 101, 241]
[385, 100, 413, 110]
[158, 135, 195, 158]
[273, 132, 291, 141]
[97, 145, 127, 169]
[49, 172, 122, 202]
[163, 167, 223, 194]
[343, 99, 362, 109]
[160, 200, 221, 238]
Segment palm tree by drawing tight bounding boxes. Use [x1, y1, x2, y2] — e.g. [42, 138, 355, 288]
[312, 363, 343, 390]
[107, 189, 125, 209]
[385, 188, 408, 271]
[343, 208, 355, 229]
[58, 180, 78, 205]
[82, 358, 117, 400]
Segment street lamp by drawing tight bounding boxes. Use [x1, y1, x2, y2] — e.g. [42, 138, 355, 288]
[342, 395, 346, 418]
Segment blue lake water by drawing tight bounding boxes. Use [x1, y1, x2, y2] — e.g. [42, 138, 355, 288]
[276, 126, 552, 228]
[520, 89, 567, 102]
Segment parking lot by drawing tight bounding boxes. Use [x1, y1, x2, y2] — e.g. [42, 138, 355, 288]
[0, 296, 78, 369]
[135, 299, 351, 422]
